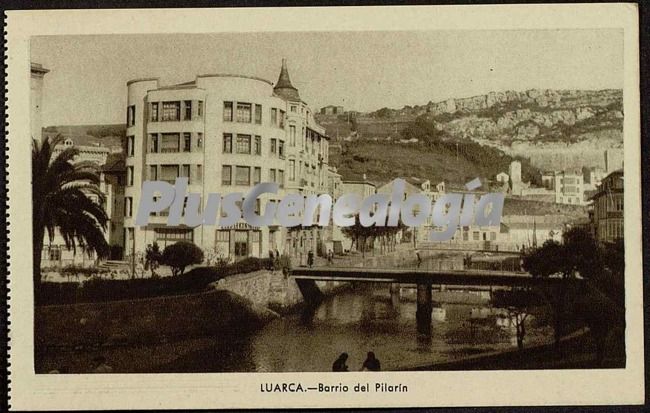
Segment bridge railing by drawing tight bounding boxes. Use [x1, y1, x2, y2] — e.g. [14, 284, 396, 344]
[320, 253, 523, 273]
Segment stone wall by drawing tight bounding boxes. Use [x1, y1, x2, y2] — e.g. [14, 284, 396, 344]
[212, 269, 347, 310]
[35, 289, 276, 348]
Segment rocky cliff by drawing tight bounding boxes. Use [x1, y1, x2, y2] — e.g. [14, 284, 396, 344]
[320, 89, 624, 173]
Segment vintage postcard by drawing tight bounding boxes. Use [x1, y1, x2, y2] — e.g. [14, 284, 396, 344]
[5, 4, 643, 410]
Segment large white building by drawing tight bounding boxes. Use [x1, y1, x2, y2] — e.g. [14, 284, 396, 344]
[123, 60, 331, 261]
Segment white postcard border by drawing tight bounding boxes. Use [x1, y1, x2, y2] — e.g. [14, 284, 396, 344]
[6, 4, 643, 409]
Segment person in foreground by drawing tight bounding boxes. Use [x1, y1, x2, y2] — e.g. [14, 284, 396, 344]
[332, 353, 349, 372]
[361, 351, 381, 371]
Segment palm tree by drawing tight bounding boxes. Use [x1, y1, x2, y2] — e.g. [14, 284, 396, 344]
[32, 135, 109, 288]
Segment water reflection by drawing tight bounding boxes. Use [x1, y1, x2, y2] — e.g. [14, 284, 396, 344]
[159, 284, 550, 372]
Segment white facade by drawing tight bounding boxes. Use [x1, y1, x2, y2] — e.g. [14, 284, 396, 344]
[123, 62, 331, 261]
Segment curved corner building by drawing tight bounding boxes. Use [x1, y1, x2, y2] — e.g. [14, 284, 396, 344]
[123, 60, 330, 260]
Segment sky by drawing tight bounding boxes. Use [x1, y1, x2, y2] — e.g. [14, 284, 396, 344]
[31, 30, 623, 127]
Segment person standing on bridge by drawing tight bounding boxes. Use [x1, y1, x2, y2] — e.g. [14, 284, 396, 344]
[308, 250, 315, 268]
[415, 250, 422, 269]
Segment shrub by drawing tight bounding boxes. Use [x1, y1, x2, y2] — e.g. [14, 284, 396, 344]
[161, 241, 204, 276]
[36, 257, 274, 305]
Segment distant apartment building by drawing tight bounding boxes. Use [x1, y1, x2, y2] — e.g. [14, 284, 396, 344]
[123, 60, 331, 261]
[426, 215, 565, 252]
[541, 170, 586, 205]
[590, 169, 624, 243]
[320, 105, 344, 115]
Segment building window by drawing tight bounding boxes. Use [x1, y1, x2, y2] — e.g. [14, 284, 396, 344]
[127, 105, 135, 126]
[235, 166, 251, 186]
[269, 168, 276, 183]
[149, 165, 158, 181]
[154, 228, 193, 248]
[223, 101, 233, 122]
[291, 105, 297, 112]
[127, 166, 134, 186]
[161, 101, 181, 121]
[198, 101, 203, 117]
[196, 165, 203, 183]
[473, 231, 480, 241]
[615, 197, 623, 211]
[125, 197, 133, 217]
[278, 170, 284, 188]
[223, 133, 233, 153]
[279, 110, 285, 128]
[289, 160, 295, 181]
[270, 138, 277, 155]
[254, 135, 261, 155]
[253, 167, 261, 185]
[197, 133, 203, 149]
[149, 134, 159, 153]
[222, 165, 232, 185]
[150, 102, 159, 122]
[255, 104, 262, 124]
[289, 125, 296, 146]
[236, 102, 252, 123]
[215, 230, 230, 257]
[216, 229, 230, 244]
[270, 108, 277, 126]
[161, 165, 179, 184]
[278, 140, 285, 158]
[180, 164, 191, 183]
[236, 134, 251, 154]
[48, 246, 61, 262]
[183, 133, 191, 152]
[184, 100, 192, 120]
[150, 196, 160, 216]
[127, 135, 135, 156]
[161, 133, 180, 153]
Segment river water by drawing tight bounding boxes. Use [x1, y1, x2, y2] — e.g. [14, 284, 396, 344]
[160, 284, 552, 372]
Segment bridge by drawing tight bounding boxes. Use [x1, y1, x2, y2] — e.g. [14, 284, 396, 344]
[290, 266, 583, 336]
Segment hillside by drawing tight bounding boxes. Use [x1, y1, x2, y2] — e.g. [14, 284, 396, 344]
[331, 138, 539, 187]
[318, 89, 624, 173]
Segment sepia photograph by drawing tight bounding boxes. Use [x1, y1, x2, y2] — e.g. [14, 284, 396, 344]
[5, 4, 643, 410]
[30, 29, 626, 373]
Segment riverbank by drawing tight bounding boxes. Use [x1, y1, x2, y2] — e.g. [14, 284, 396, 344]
[35, 268, 352, 373]
[401, 328, 624, 370]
